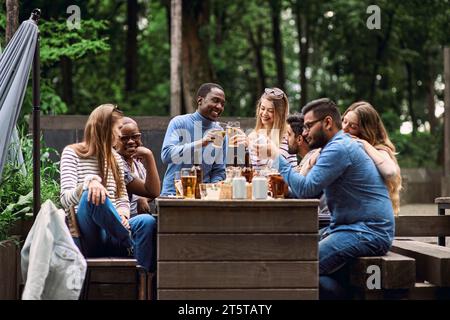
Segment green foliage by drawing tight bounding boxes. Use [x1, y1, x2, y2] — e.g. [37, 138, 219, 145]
[0, 129, 61, 242]
[391, 130, 442, 169]
[39, 19, 110, 65]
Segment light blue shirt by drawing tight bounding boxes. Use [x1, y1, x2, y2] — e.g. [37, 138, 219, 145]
[161, 111, 227, 195]
[274, 130, 394, 242]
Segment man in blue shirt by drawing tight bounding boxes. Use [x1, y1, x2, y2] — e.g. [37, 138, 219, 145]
[254, 98, 394, 299]
[161, 83, 227, 196]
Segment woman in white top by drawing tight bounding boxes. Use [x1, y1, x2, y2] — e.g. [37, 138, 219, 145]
[231, 87, 298, 170]
[60, 104, 156, 272]
[342, 101, 402, 215]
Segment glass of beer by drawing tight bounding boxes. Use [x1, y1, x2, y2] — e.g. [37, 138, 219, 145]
[181, 168, 197, 199]
[174, 171, 183, 197]
[268, 171, 287, 199]
[210, 125, 226, 148]
[226, 121, 241, 147]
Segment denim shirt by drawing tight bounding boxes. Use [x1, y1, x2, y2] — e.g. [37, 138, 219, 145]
[161, 111, 227, 195]
[275, 130, 394, 243]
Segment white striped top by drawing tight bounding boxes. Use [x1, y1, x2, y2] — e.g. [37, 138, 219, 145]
[60, 146, 129, 214]
[250, 135, 298, 170]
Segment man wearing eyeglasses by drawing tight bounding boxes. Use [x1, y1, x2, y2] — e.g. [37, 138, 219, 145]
[253, 98, 394, 300]
[160, 83, 227, 196]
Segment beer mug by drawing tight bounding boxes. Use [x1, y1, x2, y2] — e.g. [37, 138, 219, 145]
[267, 170, 287, 199]
[181, 168, 197, 199]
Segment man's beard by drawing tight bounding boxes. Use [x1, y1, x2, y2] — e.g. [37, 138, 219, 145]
[287, 143, 298, 155]
[308, 129, 327, 149]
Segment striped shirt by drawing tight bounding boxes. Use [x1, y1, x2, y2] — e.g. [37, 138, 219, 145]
[60, 146, 129, 215]
[250, 135, 298, 170]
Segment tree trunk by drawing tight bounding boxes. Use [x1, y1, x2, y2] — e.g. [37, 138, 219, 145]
[5, 0, 19, 45]
[181, 0, 214, 113]
[269, 0, 285, 91]
[405, 62, 417, 136]
[248, 26, 267, 98]
[426, 76, 437, 135]
[369, 11, 395, 105]
[443, 47, 450, 177]
[125, 0, 138, 93]
[294, 0, 309, 110]
[170, 0, 182, 116]
[60, 56, 74, 112]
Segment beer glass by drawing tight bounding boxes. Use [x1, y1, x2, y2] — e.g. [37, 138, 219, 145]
[268, 170, 287, 199]
[210, 125, 226, 148]
[181, 168, 197, 199]
[174, 171, 183, 197]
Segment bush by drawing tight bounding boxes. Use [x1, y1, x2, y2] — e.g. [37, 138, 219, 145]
[0, 129, 60, 242]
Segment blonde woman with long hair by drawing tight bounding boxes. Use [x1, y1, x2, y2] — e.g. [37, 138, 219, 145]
[231, 87, 298, 169]
[342, 101, 402, 215]
[60, 104, 156, 272]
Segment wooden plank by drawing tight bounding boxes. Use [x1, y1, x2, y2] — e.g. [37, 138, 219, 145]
[158, 234, 318, 261]
[157, 261, 317, 289]
[87, 283, 136, 300]
[391, 240, 450, 286]
[349, 252, 415, 290]
[157, 199, 319, 207]
[395, 215, 450, 237]
[158, 289, 318, 300]
[89, 268, 137, 283]
[86, 258, 138, 267]
[158, 205, 318, 233]
[0, 241, 19, 299]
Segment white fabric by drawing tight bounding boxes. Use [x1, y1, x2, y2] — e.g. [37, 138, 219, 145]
[21, 200, 87, 300]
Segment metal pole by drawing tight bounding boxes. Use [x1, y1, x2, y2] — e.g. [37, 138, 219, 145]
[31, 9, 41, 217]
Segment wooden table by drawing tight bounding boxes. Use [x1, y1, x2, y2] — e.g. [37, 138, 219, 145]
[156, 199, 319, 300]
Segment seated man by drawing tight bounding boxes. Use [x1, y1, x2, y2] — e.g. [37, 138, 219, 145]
[285, 112, 330, 229]
[254, 98, 394, 299]
[160, 83, 227, 195]
[116, 117, 160, 217]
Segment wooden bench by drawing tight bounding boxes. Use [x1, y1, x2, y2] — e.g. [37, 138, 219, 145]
[349, 200, 450, 299]
[391, 240, 450, 286]
[81, 258, 154, 300]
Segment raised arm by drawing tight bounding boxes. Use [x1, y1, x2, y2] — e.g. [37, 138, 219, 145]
[126, 147, 161, 199]
[276, 141, 351, 199]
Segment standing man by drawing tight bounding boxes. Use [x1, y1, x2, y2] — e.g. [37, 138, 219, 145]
[254, 98, 394, 299]
[161, 83, 227, 196]
[285, 113, 330, 228]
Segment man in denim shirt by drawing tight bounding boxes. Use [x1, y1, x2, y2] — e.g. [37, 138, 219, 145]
[254, 98, 394, 299]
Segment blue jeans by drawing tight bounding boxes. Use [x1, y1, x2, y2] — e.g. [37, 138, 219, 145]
[76, 191, 157, 272]
[319, 227, 390, 299]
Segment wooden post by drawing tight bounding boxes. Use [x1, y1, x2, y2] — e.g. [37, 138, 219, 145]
[170, 0, 182, 116]
[443, 47, 450, 196]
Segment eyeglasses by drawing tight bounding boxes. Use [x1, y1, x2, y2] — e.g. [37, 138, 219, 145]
[120, 133, 141, 143]
[264, 87, 285, 100]
[303, 118, 325, 131]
